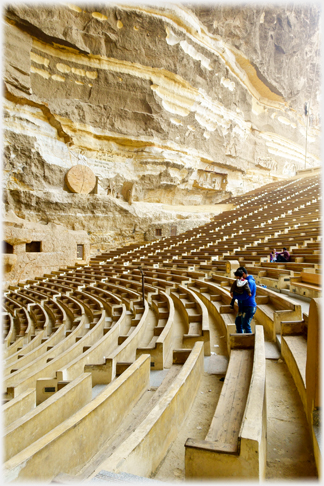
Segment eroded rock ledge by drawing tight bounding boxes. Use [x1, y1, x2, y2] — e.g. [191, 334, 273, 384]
[3, 4, 321, 250]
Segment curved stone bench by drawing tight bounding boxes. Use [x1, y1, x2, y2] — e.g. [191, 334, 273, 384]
[29, 303, 50, 333]
[44, 299, 67, 330]
[4, 306, 87, 398]
[3, 312, 15, 348]
[4, 373, 92, 461]
[4, 323, 66, 377]
[101, 341, 204, 478]
[3, 355, 151, 482]
[2, 388, 36, 426]
[126, 271, 176, 293]
[103, 275, 158, 301]
[188, 279, 239, 355]
[88, 299, 149, 383]
[96, 281, 140, 311]
[16, 287, 49, 306]
[171, 284, 210, 356]
[4, 324, 45, 364]
[3, 333, 25, 358]
[81, 286, 124, 318]
[4, 297, 87, 397]
[185, 325, 266, 480]
[56, 295, 84, 325]
[136, 290, 175, 369]
[58, 303, 126, 385]
[38, 281, 73, 295]
[3, 298, 31, 342]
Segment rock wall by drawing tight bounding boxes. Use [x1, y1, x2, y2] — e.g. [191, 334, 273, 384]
[3, 4, 321, 249]
[3, 212, 90, 288]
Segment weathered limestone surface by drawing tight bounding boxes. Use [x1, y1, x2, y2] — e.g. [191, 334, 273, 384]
[3, 212, 89, 288]
[3, 4, 321, 249]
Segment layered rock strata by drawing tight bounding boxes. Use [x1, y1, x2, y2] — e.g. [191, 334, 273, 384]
[3, 4, 321, 249]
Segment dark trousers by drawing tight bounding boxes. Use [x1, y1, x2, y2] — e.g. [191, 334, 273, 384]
[276, 254, 287, 262]
[230, 298, 244, 314]
[235, 305, 256, 333]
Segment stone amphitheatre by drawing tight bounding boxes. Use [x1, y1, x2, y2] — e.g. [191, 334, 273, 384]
[2, 2, 321, 483]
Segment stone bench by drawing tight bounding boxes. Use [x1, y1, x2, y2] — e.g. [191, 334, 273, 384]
[255, 287, 302, 341]
[291, 248, 321, 255]
[56, 295, 84, 323]
[4, 373, 92, 461]
[126, 272, 175, 293]
[33, 284, 61, 298]
[290, 271, 321, 298]
[38, 281, 73, 295]
[289, 254, 321, 264]
[86, 298, 149, 383]
[3, 355, 151, 482]
[4, 320, 66, 379]
[3, 312, 14, 347]
[188, 279, 249, 354]
[171, 285, 210, 356]
[206, 274, 232, 290]
[16, 287, 49, 306]
[61, 275, 98, 285]
[3, 309, 87, 399]
[204, 275, 302, 342]
[2, 388, 36, 427]
[103, 276, 158, 302]
[100, 343, 204, 479]
[95, 281, 139, 311]
[143, 269, 190, 286]
[58, 304, 126, 385]
[136, 290, 175, 369]
[260, 261, 318, 273]
[69, 290, 103, 325]
[4, 323, 45, 366]
[49, 277, 85, 291]
[29, 303, 49, 332]
[257, 267, 292, 290]
[44, 299, 66, 329]
[185, 326, 266, 480]
[6, 291, 35, 312]
[81, 286, 124, 319]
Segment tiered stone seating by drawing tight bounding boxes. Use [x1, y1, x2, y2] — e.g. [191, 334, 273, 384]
[2, 172, 321, 482]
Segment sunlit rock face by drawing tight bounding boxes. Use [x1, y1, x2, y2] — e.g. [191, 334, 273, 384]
[3, 4, 321, 249]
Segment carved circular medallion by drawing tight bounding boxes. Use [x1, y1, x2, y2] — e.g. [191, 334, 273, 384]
[65, 165, 96, 194]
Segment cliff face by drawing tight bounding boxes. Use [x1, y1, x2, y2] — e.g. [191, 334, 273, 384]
[3, 4, 321, 249]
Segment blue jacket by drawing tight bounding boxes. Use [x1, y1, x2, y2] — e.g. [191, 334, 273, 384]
[233, 275, 257, 307]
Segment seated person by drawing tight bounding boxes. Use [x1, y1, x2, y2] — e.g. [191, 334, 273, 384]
[276, 247, 290, 262]
[230, 268, 252, 312]
[270, 249, 277, 262]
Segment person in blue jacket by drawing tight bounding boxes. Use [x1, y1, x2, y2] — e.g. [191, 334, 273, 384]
[232, 266, 257, 333]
